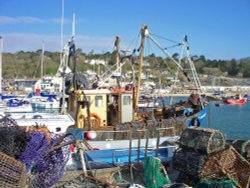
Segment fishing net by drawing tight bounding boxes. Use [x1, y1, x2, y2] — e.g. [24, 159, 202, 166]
[0, 114, 18, 126]
[0, 115, 27, 158]
[0, 151, 26, 188]
[27, 133, 75, 188]
[176, 172, 199, 187]
[194, 179, 237, 188]
[143, 157, 171, 188]
[17, 130, 51, 173]
[54, 175, 111, 188]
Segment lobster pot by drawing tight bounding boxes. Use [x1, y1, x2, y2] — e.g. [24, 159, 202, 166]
[0, 151, 26, 188]
[173, 148, 208, 177]
[145, 120, 158, 138]
[114, 122, 131, 140]
[0, 126, 27, 158]
[173, 116, 186, 135]
[130, 121, 146, 139]
[179, 127, 225, 154]
[176, 172, 200, 187]
[27, 133, 74, 188]
[200, 146, 250, 188]
[227, 140, 250, 162]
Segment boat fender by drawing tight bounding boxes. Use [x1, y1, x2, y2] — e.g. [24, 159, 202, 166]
[85, 131, 97, 140]
[190, 117, 200, 127]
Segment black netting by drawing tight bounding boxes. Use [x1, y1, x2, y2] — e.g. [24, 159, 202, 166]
[0, 115, 27, 158]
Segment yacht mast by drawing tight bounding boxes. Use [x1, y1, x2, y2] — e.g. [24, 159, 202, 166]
[60, 0, 64, 56]
[0, 36, 2, 94]
[41, 41, 45, 78]
[135, 25, 148, 108]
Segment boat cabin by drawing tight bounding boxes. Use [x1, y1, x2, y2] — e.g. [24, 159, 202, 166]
[73, 88, 133, 129]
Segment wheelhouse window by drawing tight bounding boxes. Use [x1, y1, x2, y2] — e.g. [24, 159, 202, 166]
[123, 96, 131, 105]
[95, 96, 103, 107]
[85, 96, 91, 102]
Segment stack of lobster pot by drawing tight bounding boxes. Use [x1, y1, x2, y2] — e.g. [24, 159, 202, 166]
[173, 127, 250, 188]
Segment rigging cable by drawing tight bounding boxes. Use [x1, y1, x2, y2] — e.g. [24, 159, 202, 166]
[150, 33, 181, 44]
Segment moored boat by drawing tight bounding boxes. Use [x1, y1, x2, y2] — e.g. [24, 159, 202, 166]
[223, 94, 248, 105]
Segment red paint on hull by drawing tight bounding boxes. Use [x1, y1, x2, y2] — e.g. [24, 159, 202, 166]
[223, 98, 247, 105]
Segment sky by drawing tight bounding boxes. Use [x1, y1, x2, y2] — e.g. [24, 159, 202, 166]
[0, 0, 250, 60]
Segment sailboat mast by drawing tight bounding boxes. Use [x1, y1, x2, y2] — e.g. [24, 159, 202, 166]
[0, 36, 2, 94]
[41, 41, 45, 78]
[60, 0, 64, 56]
[135, 25, 148, 108]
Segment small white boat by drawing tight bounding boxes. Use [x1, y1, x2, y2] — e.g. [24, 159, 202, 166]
[6, 112, 75, 134]
[0, 98, 33, 113]
[29, 95, 61, 109]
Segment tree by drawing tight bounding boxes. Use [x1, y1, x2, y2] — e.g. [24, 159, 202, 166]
[243, 69, 250, 78]
[227, 59, 239, 76]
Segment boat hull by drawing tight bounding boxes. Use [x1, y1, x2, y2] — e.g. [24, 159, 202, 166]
[223, 98, 247, 105]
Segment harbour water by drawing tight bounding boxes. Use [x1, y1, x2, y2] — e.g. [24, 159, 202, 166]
[35, 96, 250, 140]
[203, 100, 250, 140]
[166, 97, 250, 140]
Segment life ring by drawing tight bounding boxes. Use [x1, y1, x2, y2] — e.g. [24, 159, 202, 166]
[190, 117, 200, 127]
[85, 113, 101, 127]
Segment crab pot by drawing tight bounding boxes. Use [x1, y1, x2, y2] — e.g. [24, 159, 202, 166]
[176, 171, 200, 187]
[0, 151, 26, 188]
[173, 148, 208, 177]
[179, 127, 225, 154]
[200, 146, 250, 188]
[227, 140, 250, 162]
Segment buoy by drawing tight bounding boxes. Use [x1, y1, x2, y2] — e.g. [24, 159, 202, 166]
[85, 131, 97, 140]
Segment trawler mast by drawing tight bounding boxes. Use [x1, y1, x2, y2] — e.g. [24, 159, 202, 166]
[135, 25, 147, 109]
[141, 28, 204, 108]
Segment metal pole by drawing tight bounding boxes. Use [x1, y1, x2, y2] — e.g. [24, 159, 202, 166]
[135, 25, 147, 108]
[41, 41, 45, 78]
[0, 36, 3, 94]
[137, 131, 141, 163]
[155, 129, 160, 157]
[78, 142, 88, 176]
[144, 129, 149, 158]
[128, 129, 132, 165]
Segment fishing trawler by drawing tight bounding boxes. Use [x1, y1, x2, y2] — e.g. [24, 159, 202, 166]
[66, 25, 208, 153]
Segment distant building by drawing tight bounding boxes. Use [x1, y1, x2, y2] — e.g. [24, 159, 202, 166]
[88, 59, 106, 65]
